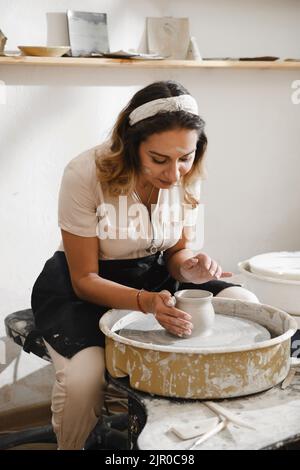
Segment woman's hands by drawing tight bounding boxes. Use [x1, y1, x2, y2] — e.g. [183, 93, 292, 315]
[137, 252, 232, 337]
[140, 290, 193, 337]
[179, 253, 233, 284]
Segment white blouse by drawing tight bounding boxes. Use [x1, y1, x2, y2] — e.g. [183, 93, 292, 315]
[57, 143, 202, 260]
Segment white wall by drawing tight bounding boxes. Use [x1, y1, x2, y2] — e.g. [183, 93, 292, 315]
[0, 0, 300, 411]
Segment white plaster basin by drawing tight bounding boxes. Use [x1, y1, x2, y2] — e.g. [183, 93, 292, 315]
[238, 259, 300, 317]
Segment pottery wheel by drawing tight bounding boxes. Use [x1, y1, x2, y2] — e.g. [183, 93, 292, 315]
[117, 313, 271, 349]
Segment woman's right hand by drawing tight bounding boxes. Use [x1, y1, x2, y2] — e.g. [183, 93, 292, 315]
[141, 289, 193, 337]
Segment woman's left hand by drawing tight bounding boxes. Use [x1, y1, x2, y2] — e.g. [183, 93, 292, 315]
[179, 253, 233, 284]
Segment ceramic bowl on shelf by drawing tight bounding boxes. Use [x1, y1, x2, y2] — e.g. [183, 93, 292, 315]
[238, 258, 300, 320]
[17, 46, 70, 57]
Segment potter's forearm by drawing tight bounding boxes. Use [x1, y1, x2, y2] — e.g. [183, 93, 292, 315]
[165, 248, 196, 282]
[75, 274, 154, 313]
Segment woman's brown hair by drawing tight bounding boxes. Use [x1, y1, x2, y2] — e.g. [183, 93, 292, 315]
[95, 80, 207, 207]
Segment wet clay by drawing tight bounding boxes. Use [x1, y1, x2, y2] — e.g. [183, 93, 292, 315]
[117, 313, 271, 349]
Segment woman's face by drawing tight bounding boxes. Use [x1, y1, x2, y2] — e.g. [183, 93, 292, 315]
[138, 128, 198, 188]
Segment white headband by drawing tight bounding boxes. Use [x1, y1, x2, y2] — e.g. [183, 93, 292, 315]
[128, 94, 199, 126]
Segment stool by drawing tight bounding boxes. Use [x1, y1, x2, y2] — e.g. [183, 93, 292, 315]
[2, 309, 128, 450]
[5, 308, 51, 361]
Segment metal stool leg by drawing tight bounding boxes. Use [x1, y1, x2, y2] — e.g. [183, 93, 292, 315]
[0, 425, 56, 449]
[84, 413, 129, 450]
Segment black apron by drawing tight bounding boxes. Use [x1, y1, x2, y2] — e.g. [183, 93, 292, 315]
[24, 250, 240, 358]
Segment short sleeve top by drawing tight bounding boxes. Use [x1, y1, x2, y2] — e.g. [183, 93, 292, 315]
[57, 143, 202, 260]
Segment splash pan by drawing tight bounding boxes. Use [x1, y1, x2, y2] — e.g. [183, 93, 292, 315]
[100, 298, 297, 399]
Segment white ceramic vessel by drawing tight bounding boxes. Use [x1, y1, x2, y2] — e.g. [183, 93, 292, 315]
[249, 251, 300, 281]
[174, 289, 215, 336]
[238, 260, 300, 319]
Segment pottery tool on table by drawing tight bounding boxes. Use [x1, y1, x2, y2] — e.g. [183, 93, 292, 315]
[188, 418, 228, 450]
[169, 401, 256, 449]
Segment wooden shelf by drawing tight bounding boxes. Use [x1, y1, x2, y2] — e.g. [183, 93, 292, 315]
[0, 56, 300, 69]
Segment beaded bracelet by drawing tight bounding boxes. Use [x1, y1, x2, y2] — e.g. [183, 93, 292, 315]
[136, 288, 147, 314]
